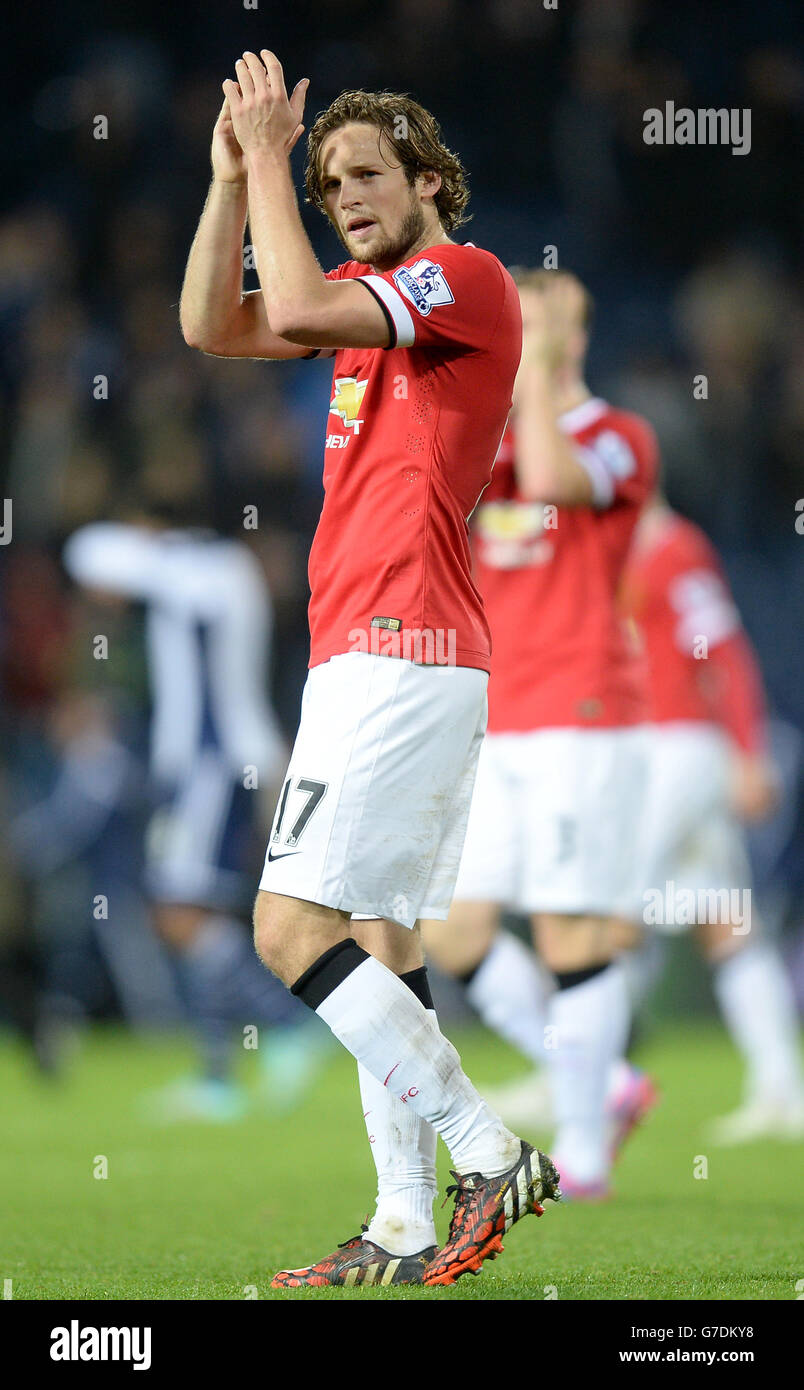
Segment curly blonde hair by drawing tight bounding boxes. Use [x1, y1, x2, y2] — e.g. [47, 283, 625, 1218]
[305, 90, 470, 233]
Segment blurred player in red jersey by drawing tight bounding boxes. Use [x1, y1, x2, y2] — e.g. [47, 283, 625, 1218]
[423, 270, 659, 1198]
[621, 495, 804, 1143]
[180, 53, 559, 1287]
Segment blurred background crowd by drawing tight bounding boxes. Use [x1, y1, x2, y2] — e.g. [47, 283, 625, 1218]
[2, 0, 803, 1052]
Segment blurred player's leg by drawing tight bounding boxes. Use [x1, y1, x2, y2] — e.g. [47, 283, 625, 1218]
[705, 924, 804, 1142]
[427, 727, 654, 1174]
[464, 931, 553, 1065]
[150, 902, 324, 1121]
[145, 760, 326, 1121]
[529, 728, 648, 1197]
[166, 908, 244, 1082]
[536, 914, 629, 1197]
[423, 908, 554, 1126]
[641, 723, 803, 1142]
[423, 741, 553, 1121]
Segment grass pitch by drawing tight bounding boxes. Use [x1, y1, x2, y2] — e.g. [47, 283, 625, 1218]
[2, 1021, 801, 1301]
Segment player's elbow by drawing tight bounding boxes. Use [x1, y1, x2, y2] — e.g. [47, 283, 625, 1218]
[180, 317, 215, 352]
[266, 304, 316, 344]
[517, 474, 551, 504]
[517, 471, 564, 506]
[518, 469, 594, 508]
[181, 324, 239, 358]
[266, 293, 333, 345]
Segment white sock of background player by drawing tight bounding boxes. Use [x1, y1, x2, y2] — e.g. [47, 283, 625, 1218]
[462, 929, 552, 1068]
[464, 933, 643, 1116]
[711, 943, 804, 1105]
[546, 960, 631, 1185]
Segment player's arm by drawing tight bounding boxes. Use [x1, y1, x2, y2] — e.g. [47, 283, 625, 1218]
[701, 631, 778, 820]
[513, 361, 595, 506]
[223, 52, 391, 350]
[180, 178, 310, 359]
[672, 548, 778, 821]
[511, 282, 596, 504]
[63, 523, 158, 600]
[180, 99, 313, 359]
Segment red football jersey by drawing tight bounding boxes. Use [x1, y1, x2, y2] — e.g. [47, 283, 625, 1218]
[473, 398, 657, 732]
[306, 242, 522, 671]
[621, 510, 767, 752]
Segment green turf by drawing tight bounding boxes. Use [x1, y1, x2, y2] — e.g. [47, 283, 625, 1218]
[2, 1021, 801, 1300]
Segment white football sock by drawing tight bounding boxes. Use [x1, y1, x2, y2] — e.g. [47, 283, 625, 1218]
[316, 956, 520, 1177]
[359, 1011, 439, 1256]
[712, 945, 804, 1103]
[620, 934, 665, 1012]
[466, 930, 552, 1066]
[547, 962, 630, 1184]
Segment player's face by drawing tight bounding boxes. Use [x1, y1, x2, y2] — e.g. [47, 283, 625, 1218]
[319, 123, 430, 270]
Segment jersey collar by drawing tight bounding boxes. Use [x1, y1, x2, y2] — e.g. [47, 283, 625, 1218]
[557, 397, 607, 432]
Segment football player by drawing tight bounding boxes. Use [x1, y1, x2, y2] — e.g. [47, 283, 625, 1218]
[423, 271, 659, 1198]
[180, 53, 559, 1286]
[621, 493, 804, 1143]
[63, 517, 326, 1120]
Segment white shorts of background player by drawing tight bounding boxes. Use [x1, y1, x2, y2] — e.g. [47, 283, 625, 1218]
[452, 725, 648, 919]
[635, 722, 752, 935]
[259, 652, 488, 929]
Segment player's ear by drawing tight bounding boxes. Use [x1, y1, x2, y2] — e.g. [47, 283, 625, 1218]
[417, 168, 442, 202]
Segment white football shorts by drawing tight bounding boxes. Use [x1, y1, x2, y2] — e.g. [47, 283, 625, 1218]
[258, 653, 488, 929]
[636, 722, 752, 934]
[145, 748, 254, 911]
[452, 725, 648, 918]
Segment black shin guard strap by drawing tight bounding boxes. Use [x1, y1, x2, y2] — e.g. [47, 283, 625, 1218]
[399, 966, 434, 1011]
[553, 961, 611, 992]
[291, 939, 370, 1010]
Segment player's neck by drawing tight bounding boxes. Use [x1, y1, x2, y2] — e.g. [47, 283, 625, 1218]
[551, 376, 592, 418]
[373, 223, 452, 274]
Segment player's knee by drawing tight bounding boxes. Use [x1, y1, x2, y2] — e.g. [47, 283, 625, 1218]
[422, 902, 499, 977]
[609, 917, 643, 953]
[152, 903, 206, 950]
[253, 891, 284, 972]
[535, 912, 615, 974]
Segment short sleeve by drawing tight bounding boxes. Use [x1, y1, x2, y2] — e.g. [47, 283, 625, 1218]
[668, 567, 741, 653]
[574, 415, 659, 511]
[663, 529, 742, 654]
[355, 245, 512, 352]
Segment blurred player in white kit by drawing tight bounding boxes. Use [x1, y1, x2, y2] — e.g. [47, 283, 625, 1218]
[64, 516, 327, 1120]
[621, 495, 804, 1143]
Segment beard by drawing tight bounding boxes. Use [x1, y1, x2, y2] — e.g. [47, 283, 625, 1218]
[338, 198, 428, 271]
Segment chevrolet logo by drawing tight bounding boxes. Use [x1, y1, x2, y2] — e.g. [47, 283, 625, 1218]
[330, 376, 368, 430]
[475, 500, 547, 540]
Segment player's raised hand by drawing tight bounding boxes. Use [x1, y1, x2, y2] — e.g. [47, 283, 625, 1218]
[520, 278, 580, 373]
[211, 97, 248, 184]
[222, 51, 309, 161]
